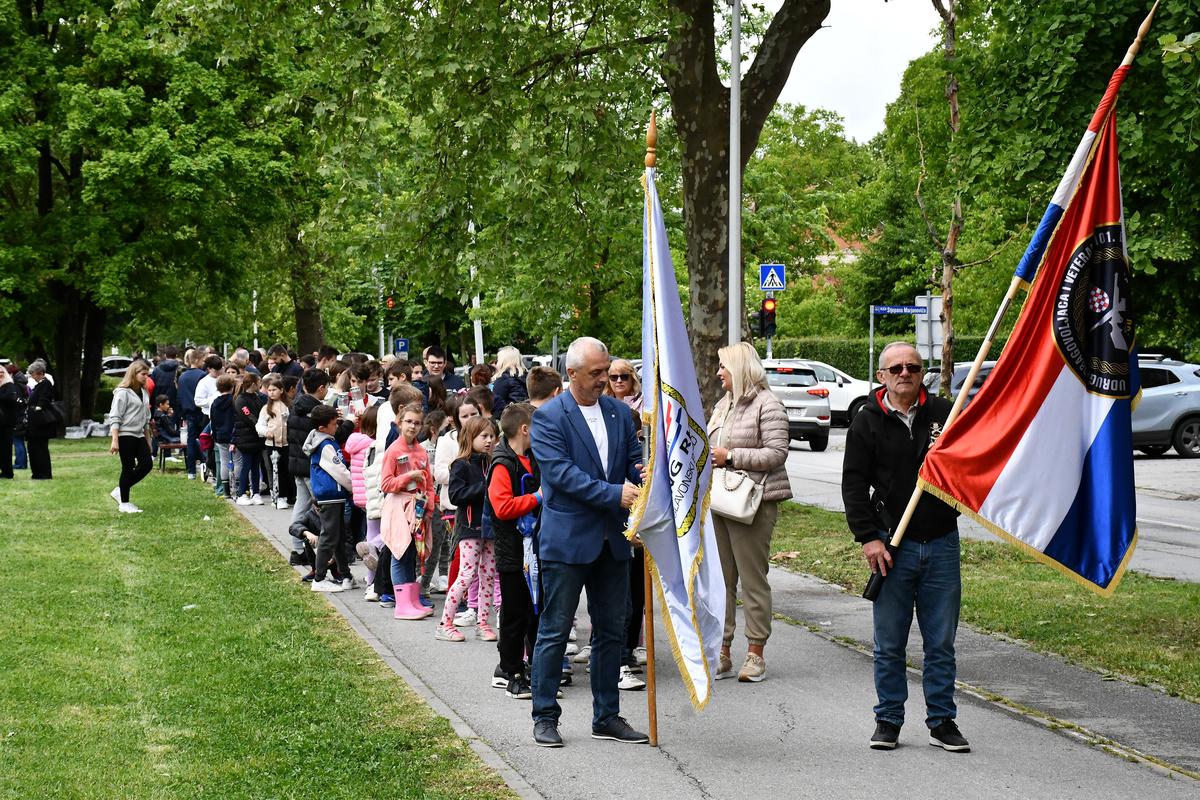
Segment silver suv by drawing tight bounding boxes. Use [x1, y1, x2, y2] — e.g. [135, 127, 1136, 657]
[762, 361, 832, 451]
[1133, 356, 1200, 458]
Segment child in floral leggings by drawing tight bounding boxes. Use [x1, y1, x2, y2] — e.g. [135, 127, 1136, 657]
[436, 417, 497, 642]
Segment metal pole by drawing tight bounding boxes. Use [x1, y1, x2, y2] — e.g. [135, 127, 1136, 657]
[868, 307, 875, 395]
[551, 333, 559, 376]
[728, 0, 742, 346]
[468, 220, 484, 366]
[252, 289, 259, 351]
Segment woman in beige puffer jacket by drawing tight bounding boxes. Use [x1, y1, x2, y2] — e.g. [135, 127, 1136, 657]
[708, 341, 792, 684]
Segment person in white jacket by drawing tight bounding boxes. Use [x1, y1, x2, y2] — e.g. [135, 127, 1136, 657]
[105, 360, 153, 513]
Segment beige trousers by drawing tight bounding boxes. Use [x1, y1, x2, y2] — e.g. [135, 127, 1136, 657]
[712, 500, 778, 647]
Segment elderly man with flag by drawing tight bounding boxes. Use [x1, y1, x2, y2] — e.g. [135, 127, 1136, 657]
[842, 341, 966, 753]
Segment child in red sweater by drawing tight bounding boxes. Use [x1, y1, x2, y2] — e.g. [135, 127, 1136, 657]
[486, 403, 542, 697]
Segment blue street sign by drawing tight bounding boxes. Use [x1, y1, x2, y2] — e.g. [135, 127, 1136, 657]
[872, 304, 928, 315]
[393, 337, 410, 355]
[759, 263, 786, 291]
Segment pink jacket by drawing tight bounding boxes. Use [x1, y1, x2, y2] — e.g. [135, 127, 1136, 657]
[344, 432, 375, 509]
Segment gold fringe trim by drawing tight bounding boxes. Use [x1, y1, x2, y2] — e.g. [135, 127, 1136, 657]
[646, 548, 714, 711]
[918, 479, 1138, 598]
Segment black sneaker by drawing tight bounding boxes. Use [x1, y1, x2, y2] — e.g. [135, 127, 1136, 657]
[929, 720, 970, 752]
[533, 719, 563, 748]
[492, 665, 513, 689]
[506, 675, 532, 700]
[591, 716, 649, 744]
[288, 551, 308, 567]
[870, 721, 900, 750]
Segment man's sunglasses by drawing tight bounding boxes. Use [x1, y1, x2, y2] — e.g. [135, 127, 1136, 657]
[609, 373, 633, 381]
[884, 363, 924, 375]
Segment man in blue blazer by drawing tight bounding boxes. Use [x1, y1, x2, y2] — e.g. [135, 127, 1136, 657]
[529, 336, 647, 748]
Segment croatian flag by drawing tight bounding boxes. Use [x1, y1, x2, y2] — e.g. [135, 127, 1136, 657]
[626, 155, 725, 708]
[918, 63, 1139, 596]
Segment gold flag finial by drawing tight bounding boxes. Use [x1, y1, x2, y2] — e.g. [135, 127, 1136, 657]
[645, 111, 657, 169]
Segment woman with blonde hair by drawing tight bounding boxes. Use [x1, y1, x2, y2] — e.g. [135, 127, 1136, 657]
[106, 359, 154, 513]
[604, 358, 643, 413]
[707, 341, 792, 683]
[490, 346, 528, 416]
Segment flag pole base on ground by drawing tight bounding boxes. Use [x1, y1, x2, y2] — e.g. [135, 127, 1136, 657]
[643, 543, 658, 747]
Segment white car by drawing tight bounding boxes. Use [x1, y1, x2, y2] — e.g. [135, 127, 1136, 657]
[783, 359, 873, 425]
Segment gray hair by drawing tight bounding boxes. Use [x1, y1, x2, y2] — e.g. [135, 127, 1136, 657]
[878, 341, 922, 370]
[28, 360, 46, 376]
[565, 337, 608, 370]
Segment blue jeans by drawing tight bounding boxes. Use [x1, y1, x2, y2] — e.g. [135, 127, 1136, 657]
[389, 540, 417, 585]
[872, 530, 961, 729]
[531, 542, 629, 728]
[184, 411, 204, 476]
[14, 436, 27, 469]
[236, 449, 261, 496]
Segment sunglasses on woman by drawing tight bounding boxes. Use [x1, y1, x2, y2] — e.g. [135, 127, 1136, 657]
[609, 373, 632, 381]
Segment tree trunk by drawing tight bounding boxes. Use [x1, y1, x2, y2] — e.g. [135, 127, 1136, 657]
[50, 280, 84, 426]
[80, 301, 106, 421]
[288, 228, 325, 354]
[664, 0, 830, 410]
[934, 0, 962, 397]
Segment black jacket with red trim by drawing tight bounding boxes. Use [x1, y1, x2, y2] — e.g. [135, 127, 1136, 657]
[841, 385, 959, 544]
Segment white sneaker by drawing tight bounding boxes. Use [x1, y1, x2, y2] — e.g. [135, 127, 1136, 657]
[187, 473, 196, 480]
[165, 455, 182, 463]
[569, 626, 578, 642]
[434, 574, 449, 593]
[251, 495, 265, 505]
[235, 495, 253, 506]
[311, 578, 345, 593]
[110, 487, 121, 503]
[275, 499, 290, 510]
[342, 577, 362, 591]
[565, 642, 580, 657]
[618, 665, 646, 691]
[634, 646, 648, 665]
[453, 608, 478, 628]
[363, 586, 379, 602]
[118, 502, 143, 514]
[572, 645, 591, 664]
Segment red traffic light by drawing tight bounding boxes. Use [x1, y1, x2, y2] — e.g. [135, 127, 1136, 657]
[762, 297, 777, 313]
[385, 296, 396, 309]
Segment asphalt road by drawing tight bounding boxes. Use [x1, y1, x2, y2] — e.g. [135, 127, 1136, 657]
[786, 428, 1200, 582]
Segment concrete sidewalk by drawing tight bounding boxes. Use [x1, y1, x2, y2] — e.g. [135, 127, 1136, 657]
[236, 502, 1198, 799]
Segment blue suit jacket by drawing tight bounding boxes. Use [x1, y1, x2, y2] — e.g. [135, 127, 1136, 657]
[531, 392, 642, 565]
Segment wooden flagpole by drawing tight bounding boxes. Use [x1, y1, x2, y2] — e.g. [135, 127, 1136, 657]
[882, 1, 1160, 553]
[642, 110, 660, 748]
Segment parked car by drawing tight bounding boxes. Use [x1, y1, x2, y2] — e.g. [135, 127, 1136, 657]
[761, 361, 832, 451]
[782, 359, 873, 425]
[923, 361, 997, 407]
[102, 355, 134, 377]
[1133, 356, 1200, 458]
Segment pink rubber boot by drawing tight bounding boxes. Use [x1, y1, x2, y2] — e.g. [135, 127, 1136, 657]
[393, 584, 431, 620]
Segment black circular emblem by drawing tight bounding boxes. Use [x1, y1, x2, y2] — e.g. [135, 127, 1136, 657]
[1052, 223, 1135, 397]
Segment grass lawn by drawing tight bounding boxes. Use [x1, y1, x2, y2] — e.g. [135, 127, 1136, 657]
[771, 503, 1200, 703]
[0, 440, 515, 800]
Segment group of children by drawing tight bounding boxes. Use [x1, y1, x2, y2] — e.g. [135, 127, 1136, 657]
[136, 342, 648, 700]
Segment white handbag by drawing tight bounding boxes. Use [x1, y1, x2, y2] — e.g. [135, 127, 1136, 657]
[709, 408, 765, 524]
[709, 466, 764, 524]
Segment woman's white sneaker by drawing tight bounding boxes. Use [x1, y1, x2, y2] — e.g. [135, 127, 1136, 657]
[118, 502, 143, 514]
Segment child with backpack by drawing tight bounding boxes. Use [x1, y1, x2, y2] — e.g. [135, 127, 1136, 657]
[436, 416, 497, 643]
[303, 404, 355, 593]
[232, 371, 265, 505]
[487, 403, 542, 697]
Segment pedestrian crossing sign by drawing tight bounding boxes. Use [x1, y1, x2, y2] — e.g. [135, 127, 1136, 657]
[759, 263, 786, 291]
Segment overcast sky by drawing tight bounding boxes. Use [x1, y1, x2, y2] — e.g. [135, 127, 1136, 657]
[771, 1, 942, 142]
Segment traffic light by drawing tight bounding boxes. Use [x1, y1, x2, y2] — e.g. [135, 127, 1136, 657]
[385, 295, 396, 310]
[761, 296, 778, 338]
